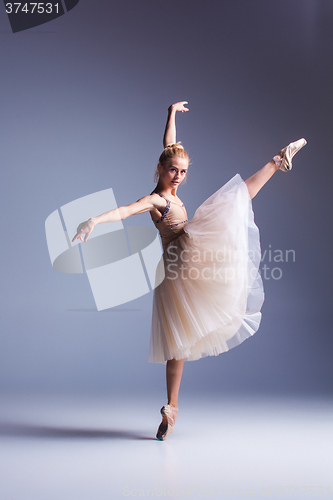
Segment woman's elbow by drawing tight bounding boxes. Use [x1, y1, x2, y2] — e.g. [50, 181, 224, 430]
[117, 206, 128, 220]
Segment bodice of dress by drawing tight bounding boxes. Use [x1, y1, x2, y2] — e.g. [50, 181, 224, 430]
[151, 192, 188, 250]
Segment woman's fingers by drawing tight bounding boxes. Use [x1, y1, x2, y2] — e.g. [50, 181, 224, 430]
[72, 234, 87, 243]
[72, 228, 86, 243]
[72, 220, 94, 243]
[72, 234, 82, 243]
[84, 231, 92, 243]
[72, 228, 83, 242]
[172, 101, 189, 112]
[180, 101, 189, 112]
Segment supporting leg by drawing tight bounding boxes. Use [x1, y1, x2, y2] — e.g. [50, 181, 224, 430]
[156, 358, 185, 440]
[166, 357, 185, 409]
[245, 159, 280, 200]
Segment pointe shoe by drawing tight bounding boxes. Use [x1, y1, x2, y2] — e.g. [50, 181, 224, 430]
[273, 138, 307, 172]
[156, 404, 178, 441]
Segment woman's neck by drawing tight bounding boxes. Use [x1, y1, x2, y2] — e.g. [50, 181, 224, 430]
[155, 182, 177, 197]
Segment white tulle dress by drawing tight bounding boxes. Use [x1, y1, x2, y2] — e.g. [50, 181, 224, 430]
[148, 174, 264, 364]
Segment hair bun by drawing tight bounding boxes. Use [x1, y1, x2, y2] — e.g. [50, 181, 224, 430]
[165, 142, 184, 150]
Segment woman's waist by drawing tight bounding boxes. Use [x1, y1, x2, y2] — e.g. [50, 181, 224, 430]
[161, 226, 189, 251]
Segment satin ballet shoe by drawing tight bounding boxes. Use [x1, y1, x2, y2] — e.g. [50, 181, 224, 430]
[156, 404, 178, 441]
[273, 138, 307, 172]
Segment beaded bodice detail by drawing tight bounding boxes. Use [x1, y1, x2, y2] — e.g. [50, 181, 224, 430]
[151, 192, 188, 249]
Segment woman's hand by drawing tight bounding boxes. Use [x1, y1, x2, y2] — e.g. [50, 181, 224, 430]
[72, 218, 95, 243]
[169, 101, 189, 113]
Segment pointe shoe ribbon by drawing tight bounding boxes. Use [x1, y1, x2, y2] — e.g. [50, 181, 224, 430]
[277, 138, 307, 172]
[156, 404, 179, 441]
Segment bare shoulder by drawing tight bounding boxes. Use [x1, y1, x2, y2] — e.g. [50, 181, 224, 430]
[139, 192, 163, 209]
[148, 191, 169, 221]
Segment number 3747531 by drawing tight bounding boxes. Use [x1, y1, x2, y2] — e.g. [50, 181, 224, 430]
[5, 3, 60, 14]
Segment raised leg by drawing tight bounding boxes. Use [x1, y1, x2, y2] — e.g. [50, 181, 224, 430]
[245, 139, 307, 199]
[245, 159, 280, 200]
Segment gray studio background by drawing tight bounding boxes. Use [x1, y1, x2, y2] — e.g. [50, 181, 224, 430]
[1, 0, 332, 398]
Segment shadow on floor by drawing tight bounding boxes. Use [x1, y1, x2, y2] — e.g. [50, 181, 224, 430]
[0, 422, 156, 441]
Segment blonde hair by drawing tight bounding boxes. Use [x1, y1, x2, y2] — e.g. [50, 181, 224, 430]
[153, 142, 190, 184]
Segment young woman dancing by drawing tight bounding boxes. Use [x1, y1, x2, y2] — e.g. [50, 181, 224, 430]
[72, 101, 306, 441]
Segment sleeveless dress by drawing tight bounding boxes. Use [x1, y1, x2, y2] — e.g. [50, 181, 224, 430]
[148, 174, 265, 364]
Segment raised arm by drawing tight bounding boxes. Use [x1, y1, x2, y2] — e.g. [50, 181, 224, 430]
[163, 101, 189, 148]
[72, 194, 159, 243]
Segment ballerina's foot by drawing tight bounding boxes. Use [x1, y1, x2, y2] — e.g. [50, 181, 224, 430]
[273, 138, 307, 172]
[156, 404, 178, 441]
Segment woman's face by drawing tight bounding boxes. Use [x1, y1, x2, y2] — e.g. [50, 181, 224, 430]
[159, 156, 189, 189]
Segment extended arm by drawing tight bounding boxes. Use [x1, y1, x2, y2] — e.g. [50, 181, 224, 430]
[163, 101, 189, 148]
[72, 195, 158, 243]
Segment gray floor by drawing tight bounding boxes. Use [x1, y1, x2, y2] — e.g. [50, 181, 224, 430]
[0, 393, 332, 499]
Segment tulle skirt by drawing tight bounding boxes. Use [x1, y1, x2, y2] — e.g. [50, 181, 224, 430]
[148, 174, 265, 364]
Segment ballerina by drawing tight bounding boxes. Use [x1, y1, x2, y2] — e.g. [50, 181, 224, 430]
[72, 101, 306, 441]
